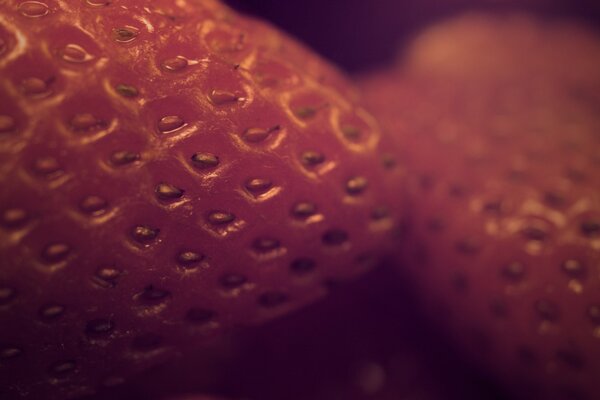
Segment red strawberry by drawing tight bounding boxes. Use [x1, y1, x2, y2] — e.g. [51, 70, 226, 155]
[103, 265, 500, 400]
[361, 13, 600, 400]
[0, 1, 403, 398]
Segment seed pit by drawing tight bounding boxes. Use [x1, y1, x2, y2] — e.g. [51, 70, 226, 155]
[1, 208, 29, 228]
[191, 152, 219, 169]
[517, 346, 537, 365]
[0, 115, 16, 133]
[482, 199, 505, 214]
[130, 225, 159, 244]
[161, 56, 188, 72]
[534, 299, 559, 322]
[155, 183, 184, 201]
[139, 285, 170, 303]
[21, 77, 51, 97]
[0, 347, 22, 360]
[115, 84, 139, 98]
[59, 44, 94, 63]
[556, 350, 585, 370]
[581, 220, 599, 238]
[207, 211, 235, 225]
[85, 0, 110, 7]
[244, 178, 272, 196]
[219, 273, 247, 289]
[455, 238, 481, 254]
[561, 259, 586, 279]
[301, 150, 325, 167]
[110, 150, 140, 166]
[102, 376, 125, 387]
[32, 156, 63, 178]
[501, 261, 526, 282]
[18, 1, 49, 18]
[346, 176, 368, 195]
[382, 154, 396, 169]
[322, 229, 349, 246]
[342, 125, 361, 140]
[85, 319, 115, 336]
[451, 273, 468, 293]
[258, 291, 288, 308]
[252, 237, 281, 253]
[426, 218, 445, 232]
[131, 333, 162, 351]
[79, 195, 108, 215]
[39, 304, 65, 321]
[113, 27, 139, 43]
[242, 125, 280, 143]
[157, 115, 185, 133]
[448, 184, 467, 197]
[290, 258, 316, 275]
[177, 251, 204, 268]
[543, 191, 566, 208]
[209, 89, 238, 105]
[49, 360, 76, 377]
[291, 202, 317, 219]
[566, 168, 586, 183]
[70, 113, 107, 132]
[294, 106, 317, 119]
[355, 253, 378, 268]
[370, 206, 390, 221]
[185, 308, 215, 325]
[489, 299, 508, 318]
[0, 287, 16, 305]
[41, 243, 71, 264]
[92, 267, 122, 288]
[586, 305, 600, 325]
[521, 225, 548, 241]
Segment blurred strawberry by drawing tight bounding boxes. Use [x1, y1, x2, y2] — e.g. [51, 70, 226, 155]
[226, 0, 600, 71]
[361, 13, 600, 400]
[0, 1, 404, 398]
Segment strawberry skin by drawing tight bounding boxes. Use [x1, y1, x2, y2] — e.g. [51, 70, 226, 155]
[106, 265, 499, 400]
[0, 1, 403, 398]
[361, 13, 600, 400]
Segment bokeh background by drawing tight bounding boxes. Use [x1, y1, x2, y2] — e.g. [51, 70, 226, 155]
[226, 0, 600, 72]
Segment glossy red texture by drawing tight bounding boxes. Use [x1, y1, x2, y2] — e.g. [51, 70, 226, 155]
[0, 1, 404, 398]
[361, 13, 600, 400]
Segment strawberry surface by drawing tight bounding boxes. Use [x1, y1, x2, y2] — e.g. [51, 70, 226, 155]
[0, 1, 404, 398]
[101, 264, 502, 400]
[361, 13, 600, 400]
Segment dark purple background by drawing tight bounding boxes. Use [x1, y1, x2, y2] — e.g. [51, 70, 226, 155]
[226, 0, 600, 72]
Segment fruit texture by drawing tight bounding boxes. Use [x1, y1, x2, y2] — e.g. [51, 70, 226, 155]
[109, 265, 500, 400]
[361, 13, 600, 400]
[0, 1, 404, 398]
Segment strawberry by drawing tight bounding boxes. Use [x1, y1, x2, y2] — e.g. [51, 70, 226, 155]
[104, 265, 501, 400]
[361, 13, 600, 400]
[0, 1, 403, 398]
